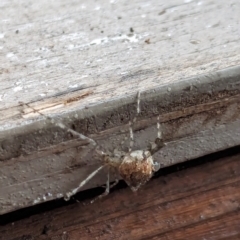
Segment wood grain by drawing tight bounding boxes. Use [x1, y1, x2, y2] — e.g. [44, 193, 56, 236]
[0, 0, 240, 213]
[0, 150, 239, 240]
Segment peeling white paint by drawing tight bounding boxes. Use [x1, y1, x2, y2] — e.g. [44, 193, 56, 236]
[56, 193, 63, 198]
[67, 33, 140, 50]
[6, 52, 18, 61]
[33, 197, 41, 204]
[2, 19, 11, 23]
[80, 75, 88, 79]
[94, 6, 101, 10]
[68, 44, 75, 50]
[13, 86, 23, 92]
[69, 84, 78, 88]
[0, 94, 5, 102]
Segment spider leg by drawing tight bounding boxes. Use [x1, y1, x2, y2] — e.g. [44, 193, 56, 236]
[110, 178, 119, 188]
[150, 116, 166, 156]
[129, 91, 141, 152]
[90, 168, 119, 203]
[64, 165, 104, 201]
[56, 122, 96, 146]
[90, 168, 110, 203]
[22, 103, 101, 200]
[24, 103, 97, 146]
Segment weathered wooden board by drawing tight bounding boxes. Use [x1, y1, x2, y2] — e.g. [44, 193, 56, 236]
[0, 0, 240, 214]
[0, 150, 240, 240]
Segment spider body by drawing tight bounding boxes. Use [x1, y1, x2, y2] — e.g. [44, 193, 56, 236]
[25, 91, 165, 202]
[63, 91, 165, 201]
[118, 149, 159, 191]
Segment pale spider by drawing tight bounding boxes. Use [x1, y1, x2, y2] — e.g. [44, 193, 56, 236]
[25, 92, 165, 202]
[61, 92, 165, 201]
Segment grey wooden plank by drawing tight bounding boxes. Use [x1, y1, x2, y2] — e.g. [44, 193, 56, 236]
[0, 0, 240, 214]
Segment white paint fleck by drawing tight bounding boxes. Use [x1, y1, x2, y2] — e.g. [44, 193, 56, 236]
[69, 84, 78, 88]
[81, 4, 86, 9]
[80, 75, 88, 79]
[184, 0, 193, 2]
[170, 8, 177, 13]
[94, 6, 101, 10]
[69, 34, 140, 50]
[56, 193, 63, 198]
[33, 197, 41, 204]
[197, 1, 202, 5]
[0, 94, 5, 102]
[15, 81, 22, 85]
[0, 33, 4, 38]
[39, 93, 46, 97]
[120, 71, 129, 75]
[43, 195, 47, 201]
[0, 46, 3, 49]
[141, 14, 146, 18]
[13, 86, 23, 92]
[6, 52, 18, 61]
[110, 0, 117, 3]
[68, 44, 75, 50]
[2, 19, 11, 23]
[90, 37, 109, 45]
[112, 34, 139, 43]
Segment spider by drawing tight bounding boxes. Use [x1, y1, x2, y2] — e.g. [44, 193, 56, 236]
[23, 92, 165, 202]
[59, 92, 166, 201]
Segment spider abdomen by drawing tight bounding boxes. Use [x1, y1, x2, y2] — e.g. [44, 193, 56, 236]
[118, 150, 155, 191]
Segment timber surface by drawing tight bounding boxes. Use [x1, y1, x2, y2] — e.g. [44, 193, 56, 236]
[1, 0, 240, 214]
[0, 148, 240, 240]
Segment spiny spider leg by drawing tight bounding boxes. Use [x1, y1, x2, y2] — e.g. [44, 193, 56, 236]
[64, 147, 114, 201]
[23, 103, 102, 200]
[56, 122, 96, 146]
[90, 168, 110, 203]
[149, 116, 166, 156]
[64, 165, 105, 201]
[129, 91, 141, 152]
[90, 91, 142, 202]
[24, 103, 96, 146]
